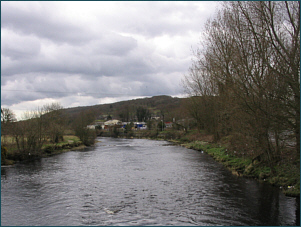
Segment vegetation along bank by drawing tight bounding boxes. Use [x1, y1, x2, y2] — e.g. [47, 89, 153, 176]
[183, 139, 299, 197]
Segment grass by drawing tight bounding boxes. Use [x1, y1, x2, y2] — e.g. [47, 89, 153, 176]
[42, 135, 83, 154]
[42, 135, 81, 147]
[1, 135, 15, 145]
[1, 135, 84, 165]
[1, 135, 80, 152]
[183, 140, 300, 197]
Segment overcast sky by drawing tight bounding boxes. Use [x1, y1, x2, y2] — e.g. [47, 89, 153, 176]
[1, 1, 220, 120]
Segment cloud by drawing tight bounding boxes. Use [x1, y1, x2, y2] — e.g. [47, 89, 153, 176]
[1, 29, 41, 61]
[1, 1, 219, 120]
[1, 2, 95, 44]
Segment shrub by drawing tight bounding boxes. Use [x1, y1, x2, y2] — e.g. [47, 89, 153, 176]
[1, 145, 8, 164]
[44, 145, 54, 154]
[179, 137, 190, 143]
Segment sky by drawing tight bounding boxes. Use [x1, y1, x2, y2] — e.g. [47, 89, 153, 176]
[1, 1, 220, 120]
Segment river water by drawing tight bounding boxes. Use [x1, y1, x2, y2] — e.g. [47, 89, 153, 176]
[1, 137, 299, 226]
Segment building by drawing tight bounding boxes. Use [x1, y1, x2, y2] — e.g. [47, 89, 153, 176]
[165, 122, 173, 128]
[104, 120, 122, 126]
[135, 122, 147, 130]
[86, 125, 96, 129]
[121, 122, 147, 130]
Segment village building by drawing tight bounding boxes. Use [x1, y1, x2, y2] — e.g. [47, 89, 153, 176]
[165, 122, 173, 128]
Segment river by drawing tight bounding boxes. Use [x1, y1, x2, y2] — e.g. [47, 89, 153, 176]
[1, 137, 299, 226]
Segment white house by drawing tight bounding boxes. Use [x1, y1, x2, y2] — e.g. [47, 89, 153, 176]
[104, 120, 122, 126]
[87, 125, 96, 129]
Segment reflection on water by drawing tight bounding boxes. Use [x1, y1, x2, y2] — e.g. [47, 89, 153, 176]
[1, 137, 299, 226]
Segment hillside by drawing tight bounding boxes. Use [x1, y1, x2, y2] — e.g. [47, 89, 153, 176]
[63, 95, 189, 123]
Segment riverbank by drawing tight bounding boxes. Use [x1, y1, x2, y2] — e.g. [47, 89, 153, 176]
[1, 135, 87, 166]
[181, 141, 300, 197]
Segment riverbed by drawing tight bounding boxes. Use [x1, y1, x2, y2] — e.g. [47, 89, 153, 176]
[1, 137, 299, 226]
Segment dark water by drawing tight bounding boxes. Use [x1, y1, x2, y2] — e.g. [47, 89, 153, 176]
[1, 137, 299, 226]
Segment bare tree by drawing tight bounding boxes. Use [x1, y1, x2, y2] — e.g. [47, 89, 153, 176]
[74, 109, 96, 146]
[1, 108, 16, 146]
[1, 108, 16, 124]
[8, 103, 67, 158]
[183, 1, 300, 163]
[1, 108, 16, 136]
[42, 103, 65, 143]
[10, 110, 45, 158]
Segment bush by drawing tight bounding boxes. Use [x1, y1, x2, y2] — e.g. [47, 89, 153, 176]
[44, 145, 54, 154]
[179, 137, 190, 143]
[1, 145, 8, 164]
[81, 129, 96, 146]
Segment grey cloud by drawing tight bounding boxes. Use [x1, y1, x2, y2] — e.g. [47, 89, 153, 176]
[1, 2, 95, 45]
[1, 73, 70, 106]
[107, 2, 218, 37]
[1, 25, 144, 78]
[1, 31, 41, 60]
[2, 70, 183, 107]
[1, 34, 151, 79]
[90, 33, 138, 56]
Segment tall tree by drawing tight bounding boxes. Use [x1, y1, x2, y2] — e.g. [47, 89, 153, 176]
[184, 1, 300, 163]
[1, 108, 16, 124]
[73, 109, 96, 146]
[1, 108, 16, 137]
[136, 106, 150, 122]
[42, 103, 65, 143]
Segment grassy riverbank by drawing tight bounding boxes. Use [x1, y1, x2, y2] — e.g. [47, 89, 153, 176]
[183, 141, 300, 197]
[1, 135, 86, 165]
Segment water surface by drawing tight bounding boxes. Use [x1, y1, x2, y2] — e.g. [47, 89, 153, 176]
[1, 137, 299, 226]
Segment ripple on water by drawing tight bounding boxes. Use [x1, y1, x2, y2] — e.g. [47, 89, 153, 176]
[1, 137, 299, 226]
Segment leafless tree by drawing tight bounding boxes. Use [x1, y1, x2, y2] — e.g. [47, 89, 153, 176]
[8, 103, 66, 157]
[42, 103, 65, 143]
[1, 108, 16, 137]
[183, 1, 300, 163]
[73, 109, 96, 146]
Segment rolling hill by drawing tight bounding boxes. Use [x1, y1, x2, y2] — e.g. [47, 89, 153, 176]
[63, 95, 189, 124]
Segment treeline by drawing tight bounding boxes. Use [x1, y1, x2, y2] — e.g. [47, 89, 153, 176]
[183, 2, 300, 167]
[1, 103, 66, 157]
[1, 103, 97, 161]
[64, 95, 186, 124]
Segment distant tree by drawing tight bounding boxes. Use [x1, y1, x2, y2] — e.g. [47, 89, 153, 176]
[136, 106, 150, 122]
[10, 109, 46, 157]
[1, 108, 16, 124]
[146, 119, 157, 130]
[124, 122, 134, 137]
[157, 121, 166, 131]
[1, 108, 16, 137]
[74, 110, 96, 146]
[118, 105, 131, 122]
[42, 103, 65, 143]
